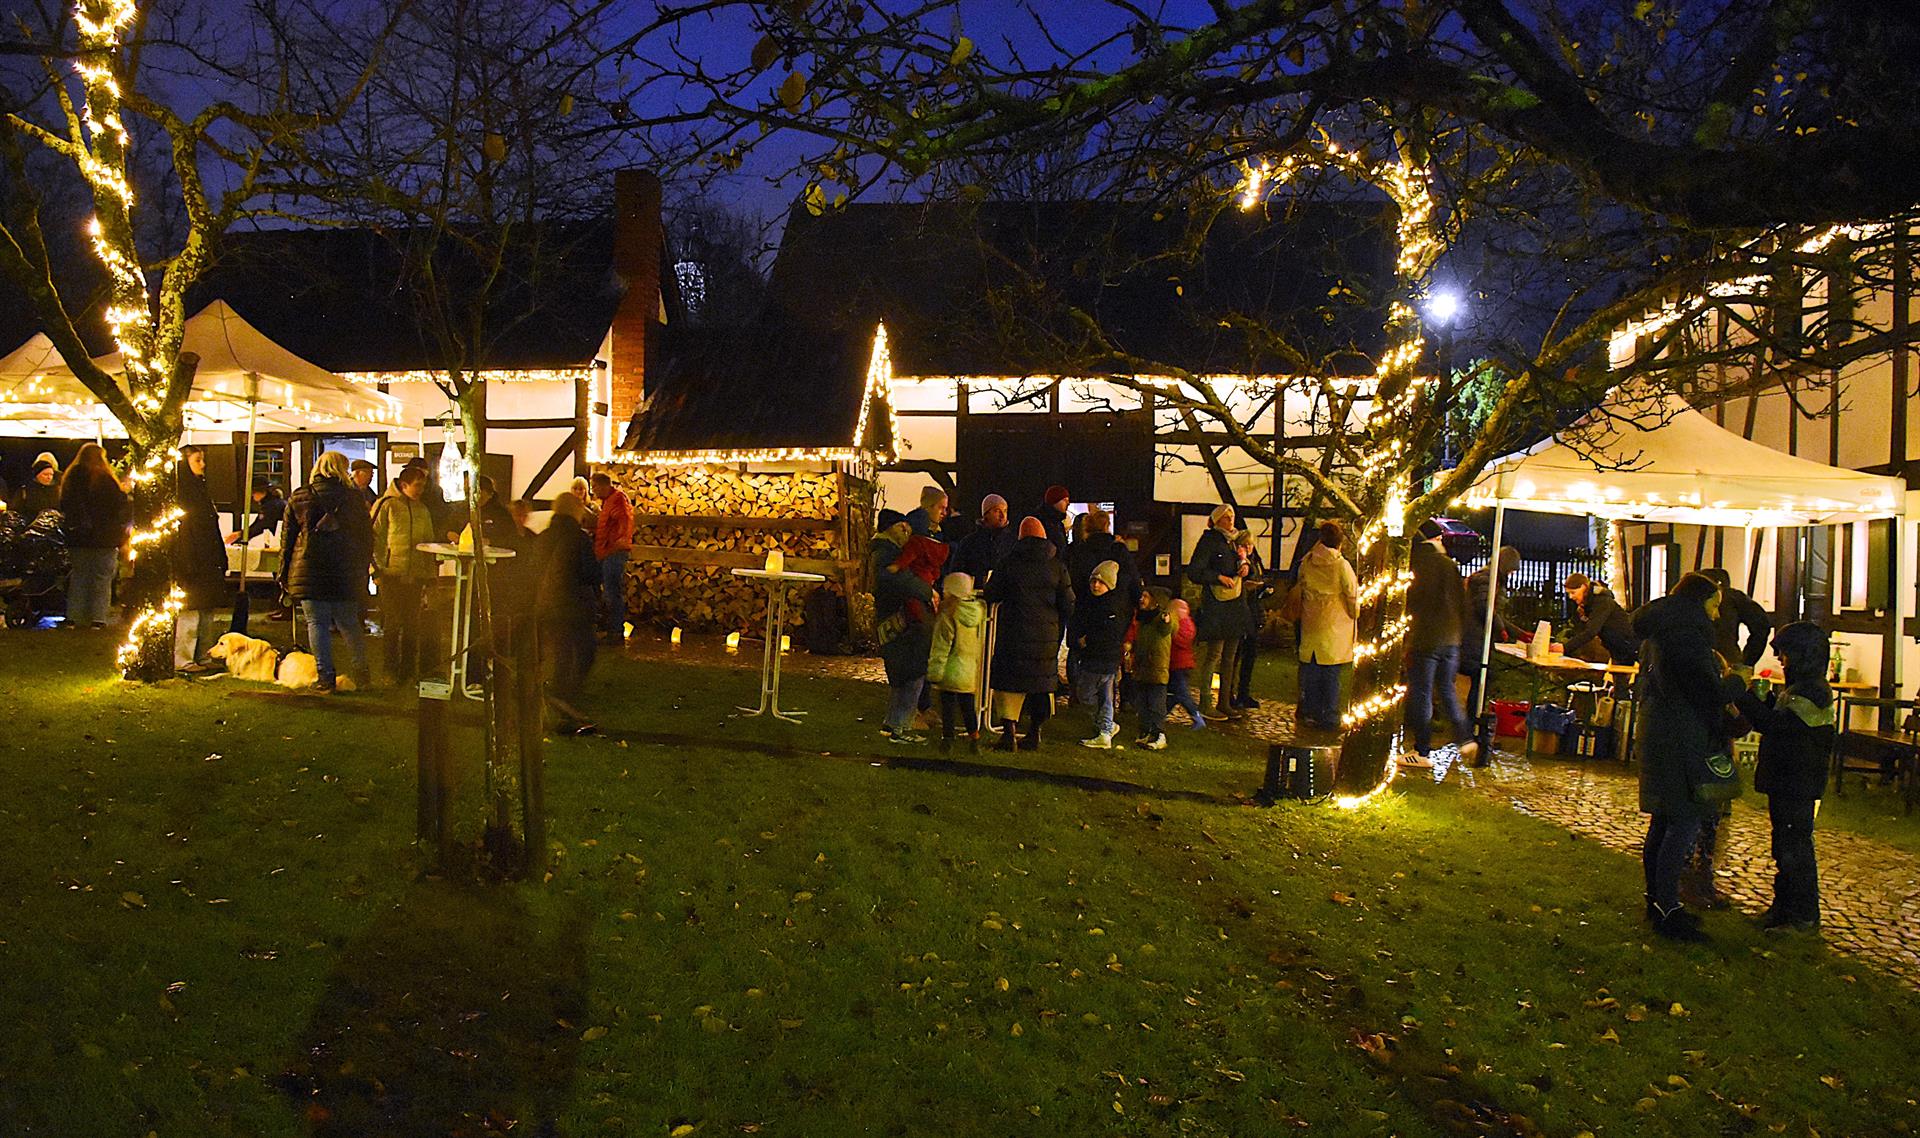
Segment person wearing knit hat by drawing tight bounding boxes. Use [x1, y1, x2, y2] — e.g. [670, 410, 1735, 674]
[982, 510, 1076, 750]
[868, 507, 916, 605]
[1732, 620, 1833, 932]
[1036, 486, 1072, 553]
[1072, 560, 1129, 748]
[19, 453, 61, 519]
[954, 493, 1016, 581]
[1184, 502, 1253, 722]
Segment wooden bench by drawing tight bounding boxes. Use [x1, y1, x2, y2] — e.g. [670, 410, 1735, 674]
[1831, 696, 1920, 815]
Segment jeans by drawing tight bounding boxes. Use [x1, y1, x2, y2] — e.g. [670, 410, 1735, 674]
[1404, 644, 1471, 755]
[378, 577, 428, 680]
[302, 598, 370, 689]
[1643, 811, 1705, 909]
[599, 548, 630, 638]
[1077, 669, 1118, 736]
[1768, 796, 1820, 923]
[66, 546, 119, 626]
[173, 609, 222, 668]
[887, 677, 925, 733]
[1137, 682, 1168, 740]
[1192, 638, 1240, 716]
[1168, 670, 1203, 722]
[1299, 658, 1344, 727]
[939, 690, 977, 739]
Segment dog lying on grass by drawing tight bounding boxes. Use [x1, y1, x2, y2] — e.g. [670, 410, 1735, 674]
[209, 632, 279, 683]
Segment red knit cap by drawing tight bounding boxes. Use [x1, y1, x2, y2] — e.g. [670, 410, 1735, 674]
[1019, 516, 1046, 539]
[1044, 485, 1070, 507]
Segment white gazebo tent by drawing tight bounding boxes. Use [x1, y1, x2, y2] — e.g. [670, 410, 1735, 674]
[1462, 391, 1908, 720]
[0, 302, 401, 552]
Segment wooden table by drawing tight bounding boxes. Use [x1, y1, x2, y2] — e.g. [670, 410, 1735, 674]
[1494, 643, 1640, 761]
[1826, 679, 1886, 796]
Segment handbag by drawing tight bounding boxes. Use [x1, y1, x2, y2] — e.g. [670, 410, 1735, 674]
[1686, 749, 1744, 805]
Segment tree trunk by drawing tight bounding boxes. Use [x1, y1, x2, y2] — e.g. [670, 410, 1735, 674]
[118, 430, 184, 682]
[1334, 530, 1412, 797]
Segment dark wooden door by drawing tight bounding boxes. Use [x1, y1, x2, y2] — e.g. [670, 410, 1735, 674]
[956, 411, 1153, 522]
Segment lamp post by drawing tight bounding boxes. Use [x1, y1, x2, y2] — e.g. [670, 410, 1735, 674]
[1426, 289, 1463, 469]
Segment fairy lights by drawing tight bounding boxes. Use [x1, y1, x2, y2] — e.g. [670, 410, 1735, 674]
[117, 586, 182, 674]
[344, 368, 594, 386]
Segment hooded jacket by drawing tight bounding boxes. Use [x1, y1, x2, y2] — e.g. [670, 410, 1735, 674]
[1465, 548, 1525, 659]
[1066, 532, 1142, 615]
[1295, 543, 1360, 665]
[280, 475, 374, 602]
[1170, 602, 1197, 672]
[1073, 583, 1131, 675]
[927, 576, 987, 693]
[875, 537, 941, 685]
[1565, 584, 1639, 663]
[1406, 540, 1467, 653]
[1130, 588, 1175, 685]
[371, 484, 439, 582]
[980, 534, 1074, 693]
[1631, 593, 1747, 815]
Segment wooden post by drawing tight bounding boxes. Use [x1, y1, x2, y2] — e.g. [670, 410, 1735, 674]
[517, 631, 547, 865]
[416, 692, 451, 869]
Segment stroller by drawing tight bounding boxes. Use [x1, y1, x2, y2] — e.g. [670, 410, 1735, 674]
[0, 509, 69, 627]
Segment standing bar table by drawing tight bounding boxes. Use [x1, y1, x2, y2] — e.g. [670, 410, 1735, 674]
[730, 567, 825, 723]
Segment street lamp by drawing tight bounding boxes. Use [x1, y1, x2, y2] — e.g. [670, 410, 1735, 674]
[1426, 290, 1465, 467]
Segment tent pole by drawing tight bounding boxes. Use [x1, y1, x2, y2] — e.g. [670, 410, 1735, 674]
[1895, 504, 1909, 699]
[234, 374, 261, 633]
[1473, 501, 1507, 723]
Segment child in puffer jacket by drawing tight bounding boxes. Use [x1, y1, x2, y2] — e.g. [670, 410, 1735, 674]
[1168, 597, 1205, 728]
[927, 572, 987, 753]
[1130, 587, 1175, 749]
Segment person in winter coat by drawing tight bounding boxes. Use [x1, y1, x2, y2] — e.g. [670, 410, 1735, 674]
[18, 454, 60, 519]
[227, 484, 286, 545]
[1700, 566, 1772, 675]
[1073, 560, 1131, 749]
[1187, 505, 1254, 721]
[371, 466, 440, 681]
[869, 509, 912, 582]
[1402, 519, 1479, 767]
[1065, 507, 1140, 694]
[1167, 597, 1205, 728]
[1733, 621, 1834, 931]
[279, 451, 375, 692]
[1130, 586, 1175, 749]
[876, 534, 945, 742]
[1562, 572, 1639, 665]
[926, 571, 987, 752]
[906, 485, 950, 539]
[1631, 572, 1747, 941]
[953, 494, 1016, 582]
[1462, 545, 1526, 714]
[1036, 485, 1072, 554]
[591, 472, 634, 644]
[982, 517, 1074, 750]
[1230, 533, 1269, 710]
[58, 442, 131, 630]
[535, 491, 602, 734]
[172, 446, 229, 670]
[1294, 521, 1360, 729]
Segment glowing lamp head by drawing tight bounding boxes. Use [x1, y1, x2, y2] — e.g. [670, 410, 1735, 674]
[1426, 289, 1462, 326]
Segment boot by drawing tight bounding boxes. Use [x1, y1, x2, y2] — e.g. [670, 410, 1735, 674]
[1651, 901, 1709, 943]
[994, 722, 1017, 752]
[1017, 722, 1041, 751]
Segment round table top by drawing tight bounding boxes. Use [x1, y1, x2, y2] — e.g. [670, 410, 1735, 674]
[418, 542, 517, 560]
[731, 567, 827, 582]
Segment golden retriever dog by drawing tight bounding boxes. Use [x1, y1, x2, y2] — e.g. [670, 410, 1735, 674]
[275, 650, 318, 690]
[209, 632, 280, 683]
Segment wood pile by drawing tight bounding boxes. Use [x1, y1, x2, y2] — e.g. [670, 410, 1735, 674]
[603, 463, 871, 634]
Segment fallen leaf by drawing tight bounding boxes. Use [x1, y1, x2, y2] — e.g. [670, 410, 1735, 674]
[120, 891, 146, 909]
[581, 1026, 608, 1041]
[671, 1125, 698, 1137]
[1668, 1002, 1688, 1017]
[1819, 1074, 1844, 1090]
[1330, 891, 1354, 906]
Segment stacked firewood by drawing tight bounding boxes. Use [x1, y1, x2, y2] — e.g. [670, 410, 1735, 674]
[617, 467, 838, 521]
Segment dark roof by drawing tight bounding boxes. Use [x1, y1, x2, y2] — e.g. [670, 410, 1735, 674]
[766, 198, 1393, 377]
[621, 320, 880, 454]
[181, 222, 633, 371]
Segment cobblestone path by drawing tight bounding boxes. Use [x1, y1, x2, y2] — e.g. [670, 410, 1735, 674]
[627, 636, 1920, 986]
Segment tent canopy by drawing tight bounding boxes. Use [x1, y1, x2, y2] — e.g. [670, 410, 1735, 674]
[0, 301, 399, 426]
[1464, 392, 1904, 526]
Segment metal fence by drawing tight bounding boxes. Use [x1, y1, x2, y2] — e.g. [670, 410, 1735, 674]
[1457, 546, 1607, 631]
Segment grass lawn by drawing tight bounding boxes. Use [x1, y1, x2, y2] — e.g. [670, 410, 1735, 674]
[3, 629, 1918, 1136]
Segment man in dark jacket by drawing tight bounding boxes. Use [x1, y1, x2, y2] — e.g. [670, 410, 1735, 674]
[279, 454, 374, 692]
[227, 484, 286, 545]
[953, 494, 1016, 582]
[536, 490, 602, 733]
[173, 446, 230, 671]
[1732, 620, 1834, 931]
[18, 456, 60, 519]
[1562, 572, 1638, 665]
[1699, 566, 1771, 674]
[1065, 507, 1142, 613]
[1461, 545, 1525, 719]
[1631, 574, 1747, 941]
[1402, 520, 1479, 766]
[982, 517, 1073, 750]
[1036, 485, 1072, 554]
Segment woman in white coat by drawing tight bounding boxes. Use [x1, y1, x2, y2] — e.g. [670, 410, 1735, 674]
[1294, 520, 1360, 729]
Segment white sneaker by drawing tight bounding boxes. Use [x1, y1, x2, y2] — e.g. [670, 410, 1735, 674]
[1080, 729, 1116, 750]
[1140, 734, 1168, 751]
[1397, 752, 1434, 769]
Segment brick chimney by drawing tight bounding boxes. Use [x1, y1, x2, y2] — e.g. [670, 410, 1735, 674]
[610, 168, 664, 429]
